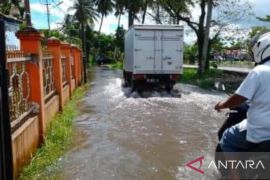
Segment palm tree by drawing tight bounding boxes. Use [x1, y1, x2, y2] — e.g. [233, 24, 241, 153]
[114, 0, 125, 28]
[141, 0, 154, 24]
[125, 0, 144, 27]
[61, 14, 80, 43]
[69, 0, 99, 82]
[95, 0, 114, 33]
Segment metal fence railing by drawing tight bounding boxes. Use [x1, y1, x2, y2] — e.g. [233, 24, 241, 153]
[71, 55, 75, 79]
[61, 55, 67, 87]
[42, 50, 55, 101]
[6, 51, 33, 127]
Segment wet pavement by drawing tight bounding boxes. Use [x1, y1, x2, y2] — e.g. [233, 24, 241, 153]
[55, 67, 228, 180]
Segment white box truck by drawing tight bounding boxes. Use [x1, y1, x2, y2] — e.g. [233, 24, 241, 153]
[123, 24, 184, 91]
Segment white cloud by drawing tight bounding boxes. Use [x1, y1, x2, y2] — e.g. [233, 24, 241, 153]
[31, 0, 270, 40]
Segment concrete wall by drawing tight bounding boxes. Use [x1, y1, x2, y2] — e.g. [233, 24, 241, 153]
[12, 115, 40, 178]
[71, 79, 76, 93]
[44, 95, 60, 129]
[62, 85, 70, 106]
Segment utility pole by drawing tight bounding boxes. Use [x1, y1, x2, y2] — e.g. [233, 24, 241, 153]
[45, 0, 51, 31]
[24, 0, 32, 26]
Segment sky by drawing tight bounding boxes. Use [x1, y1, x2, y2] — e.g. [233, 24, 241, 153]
[30, 0, 270, 43]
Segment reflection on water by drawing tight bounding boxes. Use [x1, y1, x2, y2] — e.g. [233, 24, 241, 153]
[55, 67, 228, 180]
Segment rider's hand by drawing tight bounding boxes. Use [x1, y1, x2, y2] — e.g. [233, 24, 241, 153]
[215, 102, 224, 112]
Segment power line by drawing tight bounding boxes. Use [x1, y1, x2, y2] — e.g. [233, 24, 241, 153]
[40, 0, 64, 31]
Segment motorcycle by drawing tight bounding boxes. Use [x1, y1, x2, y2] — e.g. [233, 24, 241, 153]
[215, 103, 270, 179]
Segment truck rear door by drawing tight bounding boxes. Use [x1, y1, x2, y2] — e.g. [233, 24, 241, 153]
[134, 30, 155, 73]
[153, 31, 163, 73]
[161, 30, 183, 74]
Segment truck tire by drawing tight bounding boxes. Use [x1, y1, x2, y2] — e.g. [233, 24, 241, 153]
[131, 80, 137, 92]
[123, 71, 128, 87]
[166, 85, 173, 92]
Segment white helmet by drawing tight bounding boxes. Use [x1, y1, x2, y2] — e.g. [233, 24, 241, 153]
[250, 32, 270, 64]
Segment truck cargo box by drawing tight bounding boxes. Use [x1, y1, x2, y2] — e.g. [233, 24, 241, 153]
[123, 25, 184, 91]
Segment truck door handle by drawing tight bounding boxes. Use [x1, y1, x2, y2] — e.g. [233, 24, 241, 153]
[135, 48, 141, 52]
[176, 49, 182, 52]
[163, 56, 172, 60]
[147, 56, 154, 60]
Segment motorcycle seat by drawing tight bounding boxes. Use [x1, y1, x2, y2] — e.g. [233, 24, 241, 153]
[250, 140, 270, 152]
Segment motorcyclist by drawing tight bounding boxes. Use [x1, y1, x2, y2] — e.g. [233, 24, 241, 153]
[214, 32, 270, 179]
[215, 31, 270, 150]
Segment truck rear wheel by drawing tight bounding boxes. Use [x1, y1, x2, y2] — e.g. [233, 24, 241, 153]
[123, 71, 128, 87]
[166, 85, 173, 92]
[131, 80, 137, 91]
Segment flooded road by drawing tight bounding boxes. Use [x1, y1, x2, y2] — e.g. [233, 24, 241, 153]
[56, 67, 228, 180]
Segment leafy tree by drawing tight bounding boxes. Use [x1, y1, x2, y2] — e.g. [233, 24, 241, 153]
[257, 15, 270, 22]
[60, 14, 80, 44]
[211, 37, 225, 53]
[41, 29, 66, 41]
[0, 1, 12, 15]
[0, 0, 24, 19]
[248, 26, 270, 38]
[184, 43, 198, 64]
[148, 1, 168, 24]
[114, 26, 125, 52]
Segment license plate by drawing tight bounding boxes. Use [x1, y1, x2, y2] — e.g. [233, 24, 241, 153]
[147, 79, 159, 83]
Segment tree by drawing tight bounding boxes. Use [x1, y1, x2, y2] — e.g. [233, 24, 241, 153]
[257, 15, 270, 22]
[114, 26, 125, 52]
[141, 0, 154, 24]
[157, 0, 193, 24]
[114, 0, 125, 28]
[158, 0, 251, 74]
[60, 14, 78, 43]
[184, 43, 198, 64]
[158, 0, 207, 73]
[248, 26, 270, 38]
[147, 1, 168, 24]
[0, 0, 25, 20]
[95, 0, 114, 33]
[69, 0, 99, 82]
[0, 1, 12, 15]
[124, 0, 144, 27]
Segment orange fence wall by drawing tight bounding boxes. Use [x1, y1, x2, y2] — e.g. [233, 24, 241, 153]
[11, 28, 83, 178]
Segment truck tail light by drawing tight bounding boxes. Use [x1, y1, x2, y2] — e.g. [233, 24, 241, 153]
[170, 74, 180, 80]
[133, 74, 145, 80]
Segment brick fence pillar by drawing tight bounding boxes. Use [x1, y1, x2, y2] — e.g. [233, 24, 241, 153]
[61, 42, 72, 96]
[47, 37, 64, 110]
[71, 45, 79, 87]
[75, 47, 83, 85]
[16, 28, 45, 141]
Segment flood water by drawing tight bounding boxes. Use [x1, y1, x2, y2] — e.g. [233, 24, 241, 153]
[55, 67, 228, 180]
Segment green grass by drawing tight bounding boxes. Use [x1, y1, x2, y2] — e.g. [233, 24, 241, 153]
[212, 60, 255, 68]
[19, 85, 89, 180]
[107, 61, 123, 70]
[181, 68, 223, 89]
